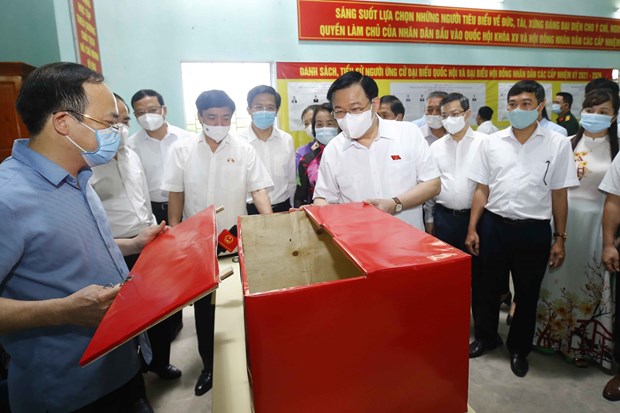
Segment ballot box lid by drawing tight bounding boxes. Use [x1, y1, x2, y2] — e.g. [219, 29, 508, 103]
[80, 206, 220, 366]
[303, 202, 465, 275]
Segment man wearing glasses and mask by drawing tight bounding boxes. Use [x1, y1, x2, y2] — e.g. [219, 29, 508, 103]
[127, 89, 192, 226]
[0, 63, 165, 412]
[313, 71, 441, 231]
[127, 89, 190, 366]
[238, 85, 296, 214]
[423, 92, 485, 243]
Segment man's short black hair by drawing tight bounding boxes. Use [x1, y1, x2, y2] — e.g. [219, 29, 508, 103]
[477, 106, 494, 121]
[440, 92, 470, 111]
[507, 80, 545, 105]
[247, 85, 281, 109]
[556, 92, 573, 108]
[195, 90, 236, 116]
[131, 89, 164, 108]
[327, 71, 379, 102]
[379, 95, 405, 117]
[15, 62, 104, 136]
[585, 77, 620, 95]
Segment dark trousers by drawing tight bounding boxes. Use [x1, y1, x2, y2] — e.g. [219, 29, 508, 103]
[472, 209, 551, 356]
[124, 254, 181, 369]
[195, 293, 216, 372]
[70, 372, 146, 413]
[246, 199, 291, 215]
[434, 204, 471, 253]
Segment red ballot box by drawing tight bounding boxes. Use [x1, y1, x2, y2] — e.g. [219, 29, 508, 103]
[80, 206, 220, 366]
[239, 203, 470, 413]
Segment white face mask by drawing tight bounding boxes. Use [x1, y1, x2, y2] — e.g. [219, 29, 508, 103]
[424, 114, 444, 129]
[336, 110, 374, 140]
[304, 124, 314, 139]
[203, 124, 230, 143]
[137, 113, 165, 131]
[441, 115, 467, 135]
[315, 127, 339, 145]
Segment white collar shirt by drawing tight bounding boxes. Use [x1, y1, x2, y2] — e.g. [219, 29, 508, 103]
[468, 125, 579, 220]
[540, 117, 568, 136]
[238, 126, 296, 205]
[161, 133, 273, 231]
[430, 128, 484, 211]
[314, 117, 440, 231]
[90, 146, 156, 238]
[126, 123, 193, 202]
[419, 123, 444, 146]
[599, 146, 620, 195]
[476, 121, 498, 135]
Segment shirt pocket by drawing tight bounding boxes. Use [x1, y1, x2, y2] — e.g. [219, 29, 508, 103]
[529, 159, 553, 188]
[270, 153, 290, 179]
[336, 173, 364, 202]
[386, 159, 415, 195]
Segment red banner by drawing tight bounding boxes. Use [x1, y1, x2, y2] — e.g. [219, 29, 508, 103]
[72, 0, 103, 73]
[298, 0, 620, 51]
[277, 62, 612, 82]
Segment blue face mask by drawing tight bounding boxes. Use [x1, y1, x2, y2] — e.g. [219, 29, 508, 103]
[315, 127, 339, 145]
[65, 121, 121, 167]
[252, 111, 277, 130]
[580, 113, 613, 134]
[551, 103, 562, 114]
[507, 106, 540, 130]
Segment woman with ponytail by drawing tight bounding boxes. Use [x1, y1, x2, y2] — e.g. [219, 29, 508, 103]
[534, 88, 619, 369]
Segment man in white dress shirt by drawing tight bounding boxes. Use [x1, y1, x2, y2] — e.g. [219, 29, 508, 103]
[127, 89, 193, 224]
[126, 89, 189, 374]
[237, 85, 295, 214]
[313, 71, 441, 231]
[600, 153, 620, 401]
[465, 80, 578, 377]
[539, 107, 568, 136]
[162, 90, 273, 397]
[475, 106, 499, 135]
[90, 94, 181, 385]
[413, 91, 448, 146]
[424, 93, 484, 250]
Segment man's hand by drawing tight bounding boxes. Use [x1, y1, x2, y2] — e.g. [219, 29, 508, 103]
[363, 198, 396, 215]
[134, 221, 168, 251]
[465, 230, 480, 256]
[603, 244, 620, 272]
[62, 284, 121, 327]
[549, 239, 566, 269]
[424, 223, 434, 235]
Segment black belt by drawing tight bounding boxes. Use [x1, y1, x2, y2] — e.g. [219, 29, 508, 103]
[436, 203, 471, 216]
[151, 201, 168, 211]
[485, 209, 549, 225]
[271, 200, 292, 210]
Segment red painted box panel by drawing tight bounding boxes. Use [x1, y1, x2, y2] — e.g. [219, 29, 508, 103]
[239, 203, 470, 413]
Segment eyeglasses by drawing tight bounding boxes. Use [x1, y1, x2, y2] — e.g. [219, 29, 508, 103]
[331, 101, 371, 119]
[55, 110, 122, 132]
[250, 105, 277, 112]
[440, 110, 466, 119]
[134, 106, 163, 117]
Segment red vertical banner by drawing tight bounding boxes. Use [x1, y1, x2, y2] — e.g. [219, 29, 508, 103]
[71, 0, 103, 74]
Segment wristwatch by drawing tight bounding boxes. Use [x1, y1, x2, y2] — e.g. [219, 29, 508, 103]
[392, 197, 403, 213]
[553, 232, 567, 240]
